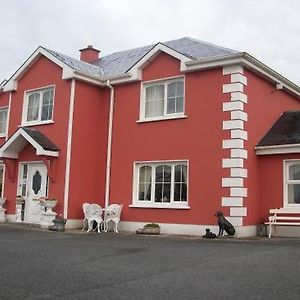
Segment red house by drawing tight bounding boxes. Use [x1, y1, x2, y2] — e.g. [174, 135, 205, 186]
[0, 37, 300, 237]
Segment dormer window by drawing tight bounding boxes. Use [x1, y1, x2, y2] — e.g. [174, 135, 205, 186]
[23, 86, 54, 125]
[140, 77, 185, 121]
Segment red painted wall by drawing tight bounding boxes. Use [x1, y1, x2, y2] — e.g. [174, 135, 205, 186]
[67, 81, 109, 219]
[2, 56, 71, 216]
[109, 52, 228, 225]
[244, 69, 300, 225]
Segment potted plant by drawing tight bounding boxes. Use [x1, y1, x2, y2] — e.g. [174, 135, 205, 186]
[136, 223, 161, 235]
[49, 214, 67, 231]
[16, 195, 25, 204]
[39, 197, 57, 213]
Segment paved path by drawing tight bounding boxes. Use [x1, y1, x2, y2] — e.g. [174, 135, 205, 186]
[0, 224, 300, 299]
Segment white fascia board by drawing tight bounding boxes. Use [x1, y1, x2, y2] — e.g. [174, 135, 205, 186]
[3, 47, 74, 92]
[255, 144, 300, 155]
[185, 52, 300, 99]
[128, 43, 191, 77]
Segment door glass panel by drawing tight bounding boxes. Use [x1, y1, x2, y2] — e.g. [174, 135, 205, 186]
[32, 171, 42, 195]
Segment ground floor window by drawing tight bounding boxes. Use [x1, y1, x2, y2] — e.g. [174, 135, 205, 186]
[285, 161, 300, 206]
[134, 161, 188, 208]
[0, 164, 4, 197]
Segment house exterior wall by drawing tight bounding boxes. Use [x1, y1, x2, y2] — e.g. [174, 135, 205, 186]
[244, 69, 300, 225]
[109, 52, 227, 226]
[1, 56, 72, 217]
[67, 81, 109, 219]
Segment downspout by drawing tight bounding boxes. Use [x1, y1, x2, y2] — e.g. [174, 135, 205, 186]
[104, 80, 115, 209]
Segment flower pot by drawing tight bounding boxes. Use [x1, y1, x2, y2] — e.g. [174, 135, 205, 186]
[136, 226, 160, 235]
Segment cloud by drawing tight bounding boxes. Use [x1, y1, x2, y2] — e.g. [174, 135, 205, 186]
[1, 0, 299, 85]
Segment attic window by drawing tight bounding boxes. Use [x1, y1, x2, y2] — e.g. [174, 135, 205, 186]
[23, 86, 54, 125]
[140, 77, 185, 121]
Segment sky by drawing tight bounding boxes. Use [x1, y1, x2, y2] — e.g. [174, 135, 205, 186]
[1, 0, 300, 85]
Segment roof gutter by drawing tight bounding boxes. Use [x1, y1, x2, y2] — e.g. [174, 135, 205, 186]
[104, 80, 115, 209]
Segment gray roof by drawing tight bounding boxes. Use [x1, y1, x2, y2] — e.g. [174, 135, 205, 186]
[22, 127, 60, 151]
[46, 37, 239, 78]
[257, 111, 300, 147]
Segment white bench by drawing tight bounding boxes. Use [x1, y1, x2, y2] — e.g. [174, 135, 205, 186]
[266, 209, 300, 238]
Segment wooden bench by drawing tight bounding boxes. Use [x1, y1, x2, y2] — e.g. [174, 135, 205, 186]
[266, 209, 300, 238]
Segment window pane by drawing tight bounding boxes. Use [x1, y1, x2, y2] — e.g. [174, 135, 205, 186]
[289, 164, 300, 180]
[288, 184, 300, 204]
[27, 93, 40, 121]
[32, 171, 42, 195]
[155, 183, 163, 202]
[167, 81, 184, 114]
[174, 165, 187, 202]
[138, 166, 152, 201]
[145, 85, 164, 118]
[41, 89, 54, 121]
[0, 109, 8, 134]
[0, 166, 3, 197]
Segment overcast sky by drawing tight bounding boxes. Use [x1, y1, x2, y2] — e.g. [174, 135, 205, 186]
[1, 0, 299, 85]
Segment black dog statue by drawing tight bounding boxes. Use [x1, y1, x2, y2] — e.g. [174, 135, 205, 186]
[215, 211, 235, 236]
[202, 228, 217, 239]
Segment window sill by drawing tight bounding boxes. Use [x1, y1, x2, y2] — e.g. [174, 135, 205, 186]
[0, 133, 6, 138]
[129, 204, 190, 209]
[20, 120, 54, 127]
[137, 115, 187, 123]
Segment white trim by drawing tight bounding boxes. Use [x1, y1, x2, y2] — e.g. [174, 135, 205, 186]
[63, 79, 76, 219]
[0, 128, 59, 158]
[223, 83, 244, 93]
[104, 82, 115, 209]
[222, 177, 244, 187]
[230, 129, 248, 140]
[225, 216, 243, 227]
[222, 139, 244, 149]
[231, 73, 247, 85]
[231, 92, 248, 103]
[222, 158, 244, 168]
[222, 197, 243, 207]
[223, 65, 244, 75]
[230, 168, 248, 178]
[223, 120, 244, 130]
[256, 144, 300, 155]
[223, 101, 244, 112]
[137, 115, 187, 123]
[129, 204, 190, 209]
[230, 207, 247, 217]
[230, 187, 247, 197]
[230, 110, 248, 121]
[230, 149, 248, 159]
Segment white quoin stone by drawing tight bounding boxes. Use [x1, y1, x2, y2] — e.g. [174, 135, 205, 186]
[230, 207, 247, 217]
[222, 139, 244, 149]
[231, 92, 248, 103]
[230, 187, 247, 197]
[230, 129, 248, 140]
[222, 158, 244, 168]
[223, 101, 244, 112]
[231, 149, 248, 159]
[222, 197, 244, 207]
[231, 73, 247, 85]
[223, 83, 244, 93]
[222, 177, 244, 187]
[230, 168, 248, 178]
[231, 110, 248, 121]
[223, 120, 244, 130]
[226, 216, 243, 227]
[223, 65, 244, 75]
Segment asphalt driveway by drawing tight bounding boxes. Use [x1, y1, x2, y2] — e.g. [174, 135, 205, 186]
[0, 224, 300, 300]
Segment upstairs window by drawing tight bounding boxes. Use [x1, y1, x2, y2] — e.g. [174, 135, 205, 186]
[0, 107, 8, 136]
[141, 78, 184, 121]
[23, 87, 54, 125]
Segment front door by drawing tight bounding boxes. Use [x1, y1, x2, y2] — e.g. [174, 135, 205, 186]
[19, 163, 48, 224]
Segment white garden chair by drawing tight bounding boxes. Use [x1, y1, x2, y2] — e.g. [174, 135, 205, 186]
[102, 204, 123, 233]
[82, 203, 103, 233]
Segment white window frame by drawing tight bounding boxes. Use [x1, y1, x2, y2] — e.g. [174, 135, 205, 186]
[284, 160, 300, 208]
[0, 106, 8, 137]
[22, 85, 55, 126]
[139, 76, 186, 122]
[131, 160, 189, 209]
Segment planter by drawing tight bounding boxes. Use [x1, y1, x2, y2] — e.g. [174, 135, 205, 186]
[49, 217, 67, 232]
[0, 197, 6, 209]
[40, 199, 57, 213]
[16, 197, 25, 205]
[136, 224, 161, 235]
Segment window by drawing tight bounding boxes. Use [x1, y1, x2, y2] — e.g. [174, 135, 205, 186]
[285, 161, 300, 206]
[23, 87, 54, 125]
[134, 161, 188, 208]
[141, 78, 184, 120]
[0, 164, 4, 197]
[0, 107, 8, 136]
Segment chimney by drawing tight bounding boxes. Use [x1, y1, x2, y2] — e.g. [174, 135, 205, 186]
[79, 45, 100, 63]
